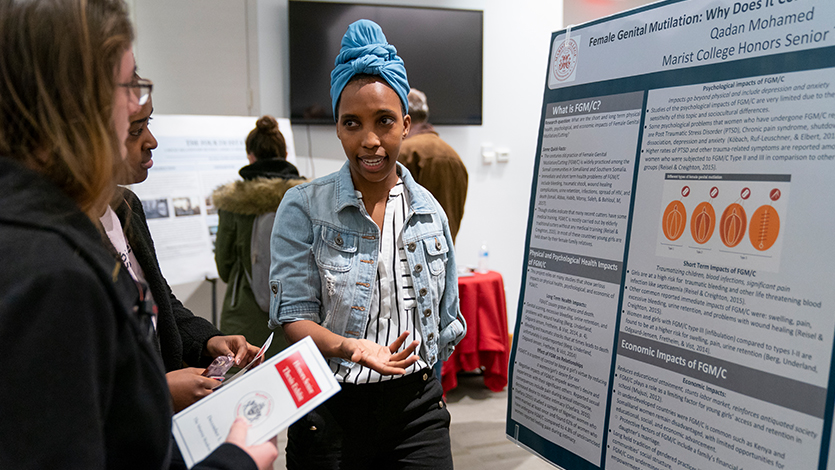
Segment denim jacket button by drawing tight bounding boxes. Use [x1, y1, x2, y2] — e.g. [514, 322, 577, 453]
[428, 333, 435, 341]
[407, 242, 416, 252]
[271, 284, 278, 294]
[415, 264, 423, 273]
[435, 238, 441, 250]
[423, 309, 431, 317]
[419, 287, 427, 297]
[335, 234, 343, 246]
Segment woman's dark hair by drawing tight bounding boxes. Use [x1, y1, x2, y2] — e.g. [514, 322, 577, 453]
[246, 115, 287, 161]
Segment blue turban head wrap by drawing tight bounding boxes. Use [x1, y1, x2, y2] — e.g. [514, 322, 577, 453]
[330, 19, 410, 120]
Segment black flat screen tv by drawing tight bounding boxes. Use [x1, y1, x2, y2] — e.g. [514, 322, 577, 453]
[288, 1, 483, 125]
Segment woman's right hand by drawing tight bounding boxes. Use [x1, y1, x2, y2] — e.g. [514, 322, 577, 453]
[166, 368, 220, 412]
[339, 331, 420, 375]
[225, 418, 278, 470]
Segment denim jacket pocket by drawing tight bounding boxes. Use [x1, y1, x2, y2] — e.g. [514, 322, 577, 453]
[423, 235, 449, 276]
[315, 226, 357, 272]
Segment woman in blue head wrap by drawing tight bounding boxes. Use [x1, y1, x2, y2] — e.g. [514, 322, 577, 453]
[270, 19, 465, 469]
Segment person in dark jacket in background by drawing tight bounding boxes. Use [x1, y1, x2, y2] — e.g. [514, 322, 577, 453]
[0, 1, 276, 468]
[214, 115, 306, 359]
[103, 87, 261, 412]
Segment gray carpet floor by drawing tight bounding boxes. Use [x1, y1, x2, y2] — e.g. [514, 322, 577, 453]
[271, 373, 557, 469]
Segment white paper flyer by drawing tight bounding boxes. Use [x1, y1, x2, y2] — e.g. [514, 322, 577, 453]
[172, 336, 339, 468]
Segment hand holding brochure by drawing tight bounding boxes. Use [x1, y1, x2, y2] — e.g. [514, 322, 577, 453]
[213, 332, 274, 388]
[172, 336, 339, 468]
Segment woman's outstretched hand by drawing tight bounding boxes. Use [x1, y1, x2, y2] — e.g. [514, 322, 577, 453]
[339, 331, 420, 375]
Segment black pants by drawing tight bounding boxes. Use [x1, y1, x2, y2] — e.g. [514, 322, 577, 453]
[286, 369, 453, 470]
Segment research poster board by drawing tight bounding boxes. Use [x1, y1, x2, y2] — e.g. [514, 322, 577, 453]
[128, 115, 296, 286]
[507, 0, 835, 469]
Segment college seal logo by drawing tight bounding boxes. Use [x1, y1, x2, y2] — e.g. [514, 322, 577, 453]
[553, 37, 579, 82]
[236, 391, 273, 426]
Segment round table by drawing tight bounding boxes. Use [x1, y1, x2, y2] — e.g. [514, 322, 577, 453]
[441, 270, 510, 393]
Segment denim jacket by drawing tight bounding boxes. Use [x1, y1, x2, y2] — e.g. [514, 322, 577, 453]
[268, 162, 466, 367]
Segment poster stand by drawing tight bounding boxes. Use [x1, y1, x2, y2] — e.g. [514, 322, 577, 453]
[508, 1, 835, 469]
[129, 115, 296, 287]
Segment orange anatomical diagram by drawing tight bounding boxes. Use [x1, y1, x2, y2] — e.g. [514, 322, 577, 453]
[749, 205, 780, 251]
[720, 203, 747, 247]
[662, 201, 687, 241]
[690, 202, 715, 244]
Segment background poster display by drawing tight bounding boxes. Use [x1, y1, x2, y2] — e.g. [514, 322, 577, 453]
[507, 0, 835, 469]
[129, 115, 296, 286]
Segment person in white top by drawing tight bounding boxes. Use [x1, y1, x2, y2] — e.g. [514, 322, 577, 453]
[272, 20, 465, 470]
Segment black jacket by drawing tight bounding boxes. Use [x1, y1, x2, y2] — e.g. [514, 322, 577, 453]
[0, 158, 254, 469]
[114, 188, 222, 372]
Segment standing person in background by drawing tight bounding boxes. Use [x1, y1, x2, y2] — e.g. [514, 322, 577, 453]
[270, 19, 466, 469]
[397, 88, 468, 242]
[214, 115, 306, 359]
[104, 81, 261, 413]
[0, 1, 275, 468]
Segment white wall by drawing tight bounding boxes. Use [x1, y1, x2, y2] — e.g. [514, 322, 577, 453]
[564, 0, 656, 27]
[129, 0, 255, 115]
[129, 0, 565, 330]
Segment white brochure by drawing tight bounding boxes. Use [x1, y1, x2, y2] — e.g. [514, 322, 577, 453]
[172, 336, 339, 468]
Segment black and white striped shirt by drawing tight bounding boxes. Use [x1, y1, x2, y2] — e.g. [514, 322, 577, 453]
[329, 180, 428, 384]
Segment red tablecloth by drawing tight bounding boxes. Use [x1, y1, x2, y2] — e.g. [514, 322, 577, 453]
[442, 270, 510, 393]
